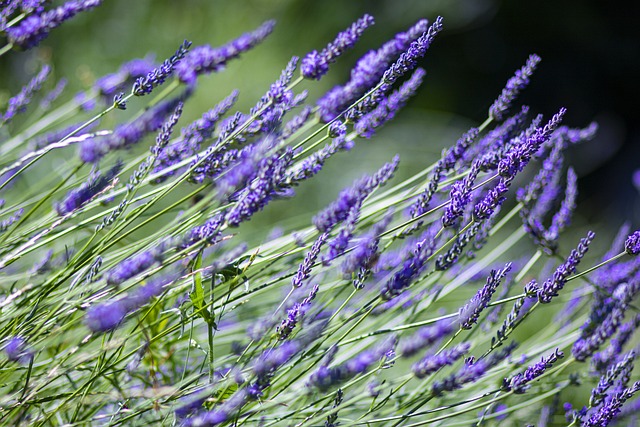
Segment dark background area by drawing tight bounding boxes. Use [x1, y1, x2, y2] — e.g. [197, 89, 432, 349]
[2, 0, 639, 226]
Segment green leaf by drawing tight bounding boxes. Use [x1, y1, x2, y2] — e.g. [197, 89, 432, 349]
[189, 250, 213, 326]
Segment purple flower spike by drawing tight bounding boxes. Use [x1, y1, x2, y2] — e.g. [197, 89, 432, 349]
[313, 156, 399, 232]
[176, 20, 275, 85]
[39, 78, 68, 110]
[317, 18, 429, 122]
[278, 284, 319, 340]
[292, 232, 329, 288]
[301, 14, 375, 80]
[589, 351, 636, 407]
[537, 231, 595, 303]
[4, 336, 33, 364]
[459, 263, 512, 329]
[95, 56, 156, 101]
[381, 16, 443, 87]
[498, 108, 566, 180]
[431, 358, 489, 397]
[85, 300, 127, 332]
[442, 160, 481, 227]
[409, 127, 480, 221]
[86, 273, 177, 333]
[226, 148, 294, 227]
[308, 336, 396, 391]
[6, 0, 103, 49]
[1, 207, 23, 232]
[380, 227, 438, 300]
[1, 65, 50, 125]
[153, 90, 238, 182]
[545, 167, 578, 243]
[504, 348, 564, 393]
[489, 54, 541, 121]
[132, 40, 192, 96]
[79, 96, 185, 163]
[583, 381, 640, 427]
[105, 243, 166, 286]
[182, 389, 249, 427]
[399, 320, 454, 357]
[625, 230, 640, 255]
[55, 162, 122, 216]
[341, 212, 393, 279]
[412, 343, 470, 378]
[473, 178, 510, 221]
[355, 67, 426, 138]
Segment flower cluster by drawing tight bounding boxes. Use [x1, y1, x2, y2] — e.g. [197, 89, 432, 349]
[1, 9, 639, 427]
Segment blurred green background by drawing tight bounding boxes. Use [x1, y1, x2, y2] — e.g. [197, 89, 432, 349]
[2, 0, 639, 234]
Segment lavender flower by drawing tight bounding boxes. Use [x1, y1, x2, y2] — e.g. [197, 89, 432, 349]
[0, 65, 50, 125]
[292, 232, 329, 288]
[573, 279, 640, 362]
[431, 358, 489, 396]
[308, 336, 396, 391]
[283, 133, 350, 185]
[278, 284, 319, 340]
[381, 16, 443, 87]
[95, 56, 156, 101]
[79, 96, 185, 163]
[301, 14, 374, 80]
[473, 178, 510, 221]
[20, 0, 47, 15]
[212, 135, 274, 196]
[175, 20, 275, 85]
[537, 231, 595, 303]
[399, 320, 454, 357]
[323, 203, 362, 265]
[152, 90, 238, 182]
[127, 102, 183, 190]
[468, 106, 530, 169]
[317, 18, 429, 121]
[0, 207, 23, 232]
[412, 343, 470, 378]
[625, 230, 640, 255]
[226, 148, 294, 227]
[498, 108, 566, 180]
[583, 381, 640, 427]
[435, 222, 482, 270]
[86, 273, 178, 333]
[182, 389, 249, 427]
[589, 351, 635, 407]
[132, 40, 191, 96]
[354, 67, 426, 138]
[340, 212, 392, 278]
[545, 167, 578, 243]
[442, 160, 481, 227]
[325, 389, 343, 427]
[459, 263, 512, 329]
[84, 299, 128, 332]
[39, 78, 67, 110]
[380, 227, 438, 300]
[6, 0, 102, 49]
[54, 162, 122, 216]
[489, 54, 541, 121]
[0, 1, 19, 30]
[180, 213, 225, 249]
[4, 336, 33, 363]
[313, 156, 399, 232]
[409, 127, 479, 222]
[503, 348, 564, 393]
[104, 243, 166, 286]
[591, 316, 640, 373]
[282, 105, 313, 139]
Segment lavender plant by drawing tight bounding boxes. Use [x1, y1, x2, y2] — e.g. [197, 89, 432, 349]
[1, 5, 640, 427]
